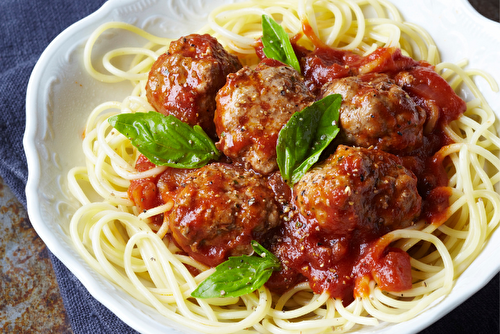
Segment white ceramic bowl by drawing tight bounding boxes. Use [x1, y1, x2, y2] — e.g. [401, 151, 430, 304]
[24, 0, 500, 333]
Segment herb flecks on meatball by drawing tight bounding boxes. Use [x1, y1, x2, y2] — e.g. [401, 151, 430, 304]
[215, 59, 314, 175]
[321, 73, 426, 153]
[294, 145, 422, 237]
[146, 34, 242, 138]
[166, 163, 280, 267]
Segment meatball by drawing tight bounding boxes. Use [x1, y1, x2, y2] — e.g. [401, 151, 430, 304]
[321, 73, 426, 153]
[215, 59, 314, 175]
[146, 34, 242, 138]
[294, 145, 421, 237]
[166, 163, 280, 267]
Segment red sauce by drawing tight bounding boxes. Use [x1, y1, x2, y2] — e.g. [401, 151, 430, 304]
[395, 64, 466, 125]
[128, 154, 162, 225]
[268, 215, 360, 301]
[301, 20, 328, 49]
[268, 198, 413, 302]
[423, 186, 453, 226]
[353, 236, 412, 298]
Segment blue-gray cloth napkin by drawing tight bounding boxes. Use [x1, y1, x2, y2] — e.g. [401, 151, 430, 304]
[0, 0, 497, 333]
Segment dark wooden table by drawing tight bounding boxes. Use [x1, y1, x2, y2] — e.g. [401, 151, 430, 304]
[1, 1, 498, 333]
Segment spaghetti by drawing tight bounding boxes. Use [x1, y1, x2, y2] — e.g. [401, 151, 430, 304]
[67, 0, 500, 332]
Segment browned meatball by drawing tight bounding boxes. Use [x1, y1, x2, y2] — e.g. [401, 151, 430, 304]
[321, 73, 426, 153]
[215, 59, 314, 175]
[166, 163, 280, 267]
[294, 145, 421, 237]
[146, 34, 242, 138]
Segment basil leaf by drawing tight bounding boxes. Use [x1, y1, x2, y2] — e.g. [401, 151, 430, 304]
[191, 241, 280, 299]
[261, 15, 301, 73]
[277, 94, 342, 186]
[108, 112, 220, 169]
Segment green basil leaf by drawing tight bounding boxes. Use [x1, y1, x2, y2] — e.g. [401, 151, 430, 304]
[261, 15, 301, 73]
[277, 94, 342, 186]
[108, 112, 220, 169]
[191, 241, 280, 299]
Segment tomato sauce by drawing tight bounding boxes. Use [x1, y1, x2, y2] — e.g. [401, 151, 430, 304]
[267, 190, 414, 302]
[354, 239, 412, 298]
[255, 29, 466, 299]
[128, 154, 163, 224]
